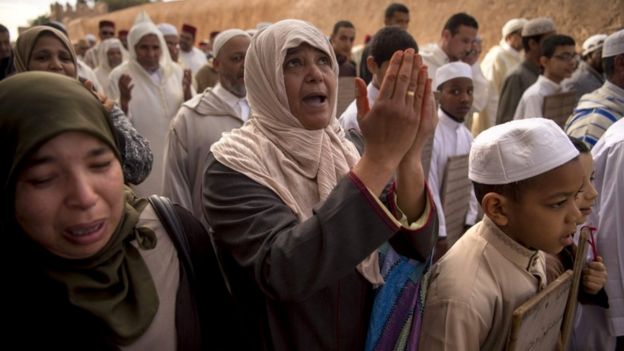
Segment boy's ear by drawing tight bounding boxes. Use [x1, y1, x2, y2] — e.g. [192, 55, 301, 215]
[482, 192, 509, 227]
[539, 56, 549, 68]
[366, 56, 377, 75]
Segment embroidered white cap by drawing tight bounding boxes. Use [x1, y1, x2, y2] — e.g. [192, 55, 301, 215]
[602, 29, 624, 58]
[521, 18, 556, 37]
[434, 61, 473, 90]
[502, 18, 528, 38]
[157, 23, 178, 36]
[469, 118, 579, 184]
[582, 34, 607, 56]
[212, 29, 250, 58]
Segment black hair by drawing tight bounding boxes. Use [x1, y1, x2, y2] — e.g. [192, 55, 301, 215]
[0, 24, 8, 33]
[331, 20, 355, 36]
[540, 34, 575, 58]
[443, 12, 478, 35]
[569, 136, 590, 154]
[522, 33, 548, 52]
[384, 3, 409, 20]
[369, 26, 418, 67]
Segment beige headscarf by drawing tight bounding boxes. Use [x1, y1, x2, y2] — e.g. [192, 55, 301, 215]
[14, 26, 78, 77]
[211, 19, 382, 284]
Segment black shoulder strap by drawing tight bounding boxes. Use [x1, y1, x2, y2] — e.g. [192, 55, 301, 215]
[148, 195, 196, 279]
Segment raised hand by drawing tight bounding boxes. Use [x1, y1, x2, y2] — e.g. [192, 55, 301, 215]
[352, 49, 428, 197]
[119, 74, 134, 114]
[182, 69, 192, 101]
[81, 79, 114, 112]
[356, 49, 427, 171]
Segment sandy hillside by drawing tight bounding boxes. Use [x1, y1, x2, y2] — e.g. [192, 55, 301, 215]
[67, 0, 623, 54]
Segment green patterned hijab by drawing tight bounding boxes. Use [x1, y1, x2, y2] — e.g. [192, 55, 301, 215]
[0, 71, 158, 345]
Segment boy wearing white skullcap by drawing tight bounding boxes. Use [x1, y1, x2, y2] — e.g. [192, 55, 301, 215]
[481, 18, 527, 94]
[565, 29, 624, 148]
[420, 118, 585, 350]
[562, 33, 608, 98]
[427, 61, 478, 258]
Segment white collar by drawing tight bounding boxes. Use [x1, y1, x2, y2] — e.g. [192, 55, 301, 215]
[213, 82, 246, 108]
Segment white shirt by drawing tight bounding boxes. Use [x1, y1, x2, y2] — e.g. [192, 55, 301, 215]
[427, 109, 479, 238]
[421, 43, 450, 80]
[179, 47, 207, 75]
[513, 75, 562, 120]
[338, 82, 379, 132]
[590, 117, 624, 336]
[213, 83, 250, 122]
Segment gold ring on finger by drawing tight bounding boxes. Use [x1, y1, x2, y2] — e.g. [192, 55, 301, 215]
[406, 90, 415, 97]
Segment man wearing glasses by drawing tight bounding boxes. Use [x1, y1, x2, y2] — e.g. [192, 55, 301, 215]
[513, 34, 577, 120]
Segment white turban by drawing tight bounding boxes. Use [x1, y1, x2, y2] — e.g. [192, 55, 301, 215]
[212, 29, 250, 58]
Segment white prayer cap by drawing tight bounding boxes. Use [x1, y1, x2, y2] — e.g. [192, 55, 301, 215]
[212, 29, 250, 58]
[469, 118, 579, 185]
[157, 23, 178, 37]
[434, 61, 473, 90]
[85, 33, 96, 44]
[521, 18, 556, 37]
[502, 18, 527, 38]
[602, 29, 624, 58]
[581, 34, 607, 56]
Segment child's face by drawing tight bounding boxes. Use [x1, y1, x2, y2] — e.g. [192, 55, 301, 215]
[576, 152, 598, 224]
[542, 45, 577, 82]
[438, 77, 474, 121]
[504, 159, 584, 255]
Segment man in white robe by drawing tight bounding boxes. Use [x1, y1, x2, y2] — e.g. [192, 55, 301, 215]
[163, 29, 251, 226]
[179, 23, 207, 76]
[108, 17, 192, 197]
[481, 18, 527, 95]
[420, 12, 478, 80]
[427, 62, 479, 257]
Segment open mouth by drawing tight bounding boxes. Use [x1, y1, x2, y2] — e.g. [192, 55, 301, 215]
[303, 93, 328, 106]
[65, 220, 104, 237]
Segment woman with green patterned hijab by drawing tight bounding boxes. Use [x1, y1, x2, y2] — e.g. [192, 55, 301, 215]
[0, 71, 241, 350]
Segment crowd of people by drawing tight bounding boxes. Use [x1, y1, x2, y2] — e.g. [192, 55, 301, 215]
[0, 3, 623, 350]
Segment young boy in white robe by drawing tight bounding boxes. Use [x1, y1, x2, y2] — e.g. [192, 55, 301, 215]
[427, 61, 479, 258]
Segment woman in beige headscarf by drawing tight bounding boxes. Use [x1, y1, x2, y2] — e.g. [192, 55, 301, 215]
[204, 19, 438, 350]
[14, 25, 153, 186]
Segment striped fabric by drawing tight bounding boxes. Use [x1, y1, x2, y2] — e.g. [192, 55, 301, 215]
[565, 82, 624, 148]
[365, 243, 431, 351]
